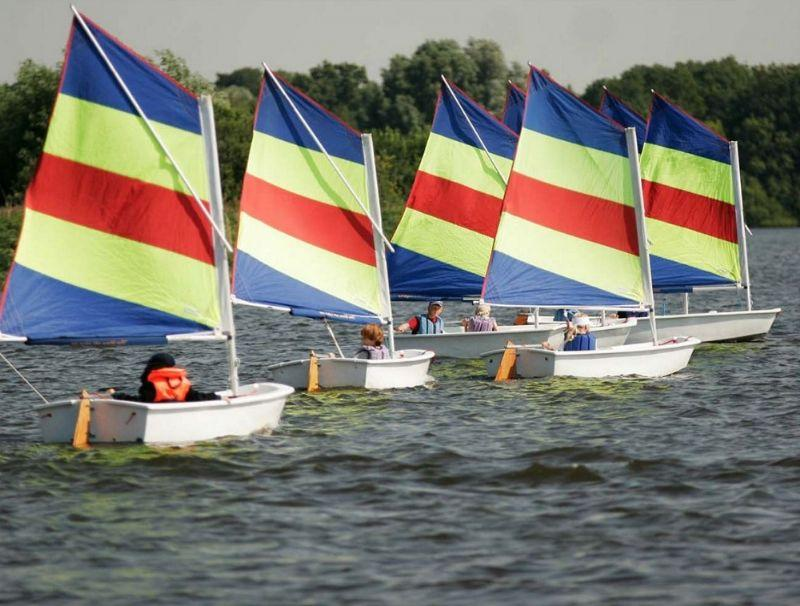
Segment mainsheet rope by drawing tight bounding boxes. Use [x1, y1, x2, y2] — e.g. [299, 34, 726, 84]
[0, 351, 50, 404]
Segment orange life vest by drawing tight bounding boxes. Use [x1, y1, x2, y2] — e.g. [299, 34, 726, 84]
[147, 367, 192, 403]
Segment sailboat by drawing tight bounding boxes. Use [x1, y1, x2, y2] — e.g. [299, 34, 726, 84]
[481, 67, 699, 379]
[388, 77, 633, 358]
[231, 65, 433, 390]
[0, 10, 292, 443]
[600, 90, 781, 343]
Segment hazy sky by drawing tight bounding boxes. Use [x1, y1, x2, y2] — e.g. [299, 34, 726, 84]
[3, 0, 799, 92]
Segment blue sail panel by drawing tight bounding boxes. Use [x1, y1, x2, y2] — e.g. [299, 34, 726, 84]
[650, 255, 737, 292]
[387, 246, 484, 300]
[233, 251, 381, 324]
[0, 264, 208, 344]
[483, 252, 642, 308]
[599, 90, 647, 152]
[254, 71, 363, 164]
[430, 82, 518, 159]
[502, 82, 526, 134]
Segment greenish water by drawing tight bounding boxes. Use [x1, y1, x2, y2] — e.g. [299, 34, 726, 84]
[0, 228, 798, 604]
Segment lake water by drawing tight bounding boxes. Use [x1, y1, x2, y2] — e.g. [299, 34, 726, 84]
[0, 228, 797, 604]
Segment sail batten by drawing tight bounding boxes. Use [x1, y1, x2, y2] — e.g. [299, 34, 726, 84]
[641, 94, 740, 291]
[232, 72, 384, 324]
[388, 81, 518, 300]
[0, 14, 220, 344]
[483, 68, 645, 309]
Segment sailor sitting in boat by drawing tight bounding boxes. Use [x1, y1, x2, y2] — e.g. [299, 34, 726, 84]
[110, 353, 221, 403]
[395, 301, 445, 335]
[542, 315, 597, 351]
[354, 324, 391, 360]
[462, 303, 499, 332]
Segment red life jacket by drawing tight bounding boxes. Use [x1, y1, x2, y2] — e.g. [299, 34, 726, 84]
[147, 367, 191, 402]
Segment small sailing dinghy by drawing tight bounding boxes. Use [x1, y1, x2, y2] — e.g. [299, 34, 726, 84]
[387, 78, 630, 357]
[0, 10, 292, 444]
[600, 90, 780, 343]
[481, 68, 699, 379]
[231, 65, 433, 390]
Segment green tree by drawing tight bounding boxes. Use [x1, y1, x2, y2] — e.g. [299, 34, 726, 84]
[215, 67, 262, 97]
[154, 49, 214, 94]
[280, 61, 385, 130]
[0, 60, 59, 205]
[373, 127, 429, 234]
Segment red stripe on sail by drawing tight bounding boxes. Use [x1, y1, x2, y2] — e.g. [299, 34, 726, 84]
[503, 172, 639, 255]
[406, 171, 504, 238]
[240, 173, 376, 266]
[643, 180, 738, 243]
[25, 154, 214, 264]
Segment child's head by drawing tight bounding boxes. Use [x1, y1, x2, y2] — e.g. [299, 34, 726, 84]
[361, 323, 384, 346]
[476, 303, 491, 317]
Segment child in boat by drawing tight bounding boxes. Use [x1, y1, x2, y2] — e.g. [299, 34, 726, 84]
[462, 303, 499, 332]
[111, 353, 221, 403]
[542, 315, 597, 351]
[395, 301, 445, 334]
[354, 324, 391, 359]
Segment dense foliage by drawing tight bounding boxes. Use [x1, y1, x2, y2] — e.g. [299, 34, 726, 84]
[0, 42, 797, 283]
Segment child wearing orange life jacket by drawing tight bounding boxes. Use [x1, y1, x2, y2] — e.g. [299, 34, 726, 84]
[354, 324, 391, 360]
[112, 353, 221, 403]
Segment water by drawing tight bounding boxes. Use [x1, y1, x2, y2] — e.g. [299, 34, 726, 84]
[1, 229, 798, 605]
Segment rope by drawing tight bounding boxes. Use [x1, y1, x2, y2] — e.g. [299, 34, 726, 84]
[0, 351, 50, 405]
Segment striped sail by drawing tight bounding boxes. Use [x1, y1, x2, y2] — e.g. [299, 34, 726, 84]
[483, 68, 645, 308]
[502, 81, 526, 134]
[388, 80, 518, 299]
[641, 94, 740, 291]
[232, 71, 384, 324]
[599, 89, 646, 153]
[0, 15, 219, 344]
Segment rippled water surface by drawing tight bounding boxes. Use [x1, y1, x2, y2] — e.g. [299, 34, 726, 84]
[1, 229, 798, 604]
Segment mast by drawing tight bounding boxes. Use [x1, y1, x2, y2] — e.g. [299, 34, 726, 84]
[730, 141, 752, 311]
[362, 133, 395, 355]
[626, 127, 659, 345]
[199, 95, 239, 393]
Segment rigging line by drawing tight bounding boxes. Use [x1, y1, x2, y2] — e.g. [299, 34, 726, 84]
[323, 319, 345, 358]
[0, 351, 50, 405]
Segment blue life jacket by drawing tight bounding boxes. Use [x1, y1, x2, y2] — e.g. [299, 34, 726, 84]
[563, 333, 597, 351]
[553, 308, 579, 322]
[414, 315, 444, 335]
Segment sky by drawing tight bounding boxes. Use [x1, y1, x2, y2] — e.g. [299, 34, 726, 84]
[2, 0, 799, 92]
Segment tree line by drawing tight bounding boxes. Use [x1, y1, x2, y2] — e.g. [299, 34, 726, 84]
[1, 39, 797, 278]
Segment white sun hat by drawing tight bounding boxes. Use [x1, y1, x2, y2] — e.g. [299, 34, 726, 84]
[573, 315, 591, 328]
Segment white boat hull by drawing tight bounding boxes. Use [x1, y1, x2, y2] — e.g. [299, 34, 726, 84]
[482, 321, 636, 375]
[36, 382, 294, 445]
[269, 349, 435, 390]
[625, 308, 781, 344]
[483, 337, 700, 378]
[394, 321, 634, 359]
